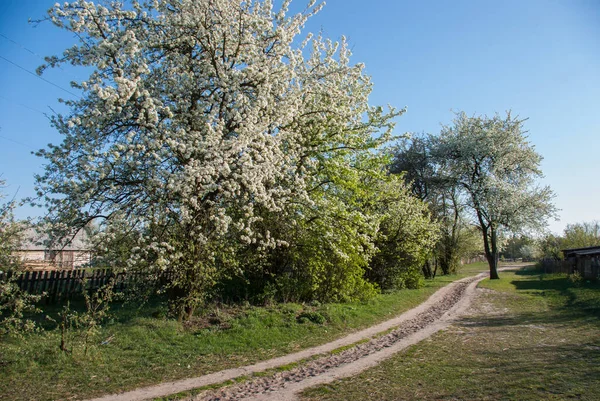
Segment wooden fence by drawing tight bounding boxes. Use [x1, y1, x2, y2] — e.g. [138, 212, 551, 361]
[0, 268, 172, 303]
[538, 259, 573, 275]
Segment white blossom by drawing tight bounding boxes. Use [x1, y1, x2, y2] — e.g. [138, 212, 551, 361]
[35, 0, 402, 308]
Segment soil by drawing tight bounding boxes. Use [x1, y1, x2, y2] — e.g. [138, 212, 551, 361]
[89, 267, 523, 401]
[193, 275, 482, 401]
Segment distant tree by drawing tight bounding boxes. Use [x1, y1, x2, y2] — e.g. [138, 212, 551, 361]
[519, 244, 540, 261]
[454, 224, 484, 264]
[391, 135, 438, 201]
[537, 222, 600, 262]
[538, 233, 563, 260]
[562, 221, 600, 250]
[391, 134, 481, 276]
[434, 112, 556, 279]
[501, 234, 535, 260]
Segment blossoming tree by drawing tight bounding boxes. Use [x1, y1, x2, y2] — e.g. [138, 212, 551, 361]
[391, 134, 473, 276]
[35, 0, 404, 318]
[434, 112, 556, 279]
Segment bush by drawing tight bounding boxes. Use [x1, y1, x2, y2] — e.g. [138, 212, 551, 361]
[0, 274, 43, 336]
[0, 183, 41, 337]
[296, 311, 327, 325]
[367, 178, 438, 290]
[568, 271, 583, 286]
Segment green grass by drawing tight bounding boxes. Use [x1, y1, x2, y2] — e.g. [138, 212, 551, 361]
[0, 262, 492, 401]
[301, 267, 600, 401]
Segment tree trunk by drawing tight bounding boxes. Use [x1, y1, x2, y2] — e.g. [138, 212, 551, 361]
[488, 226, 500, 279]
[168, 284, 195, 322]
[478, 217, 500, 280]
[422, 259, 433, 279]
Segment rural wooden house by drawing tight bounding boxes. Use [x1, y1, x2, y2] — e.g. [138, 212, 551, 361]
[562, 245, 600, 279]
[15, 229, 92, 269]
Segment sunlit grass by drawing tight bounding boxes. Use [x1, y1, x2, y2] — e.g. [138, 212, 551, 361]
[301, 267, 600, 401]
[0, 262, 492, 401]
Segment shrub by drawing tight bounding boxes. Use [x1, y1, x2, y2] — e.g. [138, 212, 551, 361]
[296, 311, 327, 325]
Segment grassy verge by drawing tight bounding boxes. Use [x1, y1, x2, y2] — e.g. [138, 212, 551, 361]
[0, 262, 490, 401]
[301, 267, 600, 401]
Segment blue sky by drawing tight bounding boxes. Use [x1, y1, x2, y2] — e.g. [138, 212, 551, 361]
[0, 0, 599, 234]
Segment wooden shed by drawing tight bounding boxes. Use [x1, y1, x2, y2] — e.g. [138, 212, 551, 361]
[562, 246, 600, 280]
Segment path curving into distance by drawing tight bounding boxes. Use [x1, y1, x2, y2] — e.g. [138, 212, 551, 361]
[89, 267, 524, 401]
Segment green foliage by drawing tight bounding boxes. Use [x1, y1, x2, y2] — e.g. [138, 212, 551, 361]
[568, 270, 583, 286]
[453, 225, 483, 265]
[502, 234, 535, 260]
[538, 233, 563, 260]
[296, 311, 326, 325]
[518, 244, 540, 260]
[0, 180, 41, 337]
[58, 279, 116, 355]
[0, 182, 25, 274]
[219, 154, 439, 302]
[538, 221, 600, 261]
[562, 221, 600, 249]
[368, 176, 439, 289]
[0, 276, 42, 337]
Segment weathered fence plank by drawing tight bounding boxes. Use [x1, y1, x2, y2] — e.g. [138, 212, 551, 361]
[0, 267, 168, 303]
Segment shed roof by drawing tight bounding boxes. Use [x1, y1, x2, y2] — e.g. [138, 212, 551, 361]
[562, 245, 600, 258]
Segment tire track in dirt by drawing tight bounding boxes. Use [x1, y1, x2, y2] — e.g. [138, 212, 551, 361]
[91, 268, 527, 401]
[193, 274, 486, 401]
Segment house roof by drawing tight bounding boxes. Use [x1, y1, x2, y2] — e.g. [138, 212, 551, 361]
[17, 228, 90, 251]
[562, 245, 600, 258]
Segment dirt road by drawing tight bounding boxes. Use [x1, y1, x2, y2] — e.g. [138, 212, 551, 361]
[194, 274, 485, 401]
[91, 268, 520, 401]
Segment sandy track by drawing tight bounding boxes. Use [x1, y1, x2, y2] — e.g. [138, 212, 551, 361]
[90, 268, 517, 401]
[193, 274, 486, 401]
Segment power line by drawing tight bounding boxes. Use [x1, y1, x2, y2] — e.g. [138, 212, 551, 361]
[0, 33, 43, 59]
[0, 134, 37, 151]
[0, 54, 79, 97]
[0, 32, 76, 78]
[0, 94, 48, 116]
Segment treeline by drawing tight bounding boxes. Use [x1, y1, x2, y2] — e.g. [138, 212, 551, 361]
[538, 221, 600, 260]
[83, 167, 441, 308]
[494, 221, 600, 262]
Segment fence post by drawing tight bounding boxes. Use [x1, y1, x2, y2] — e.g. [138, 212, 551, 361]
[59, 270, 68, 301]
[21, 271, 30, 292]
[48, 270, 56, 303]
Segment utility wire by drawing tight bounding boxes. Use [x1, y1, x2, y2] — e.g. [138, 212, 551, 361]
[0, 94, 48, 116]
[0, 32, 76, 77]
[0, 134, 37, 151]
[0, 54, 79, 97]
[0, 33, 43, 59]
